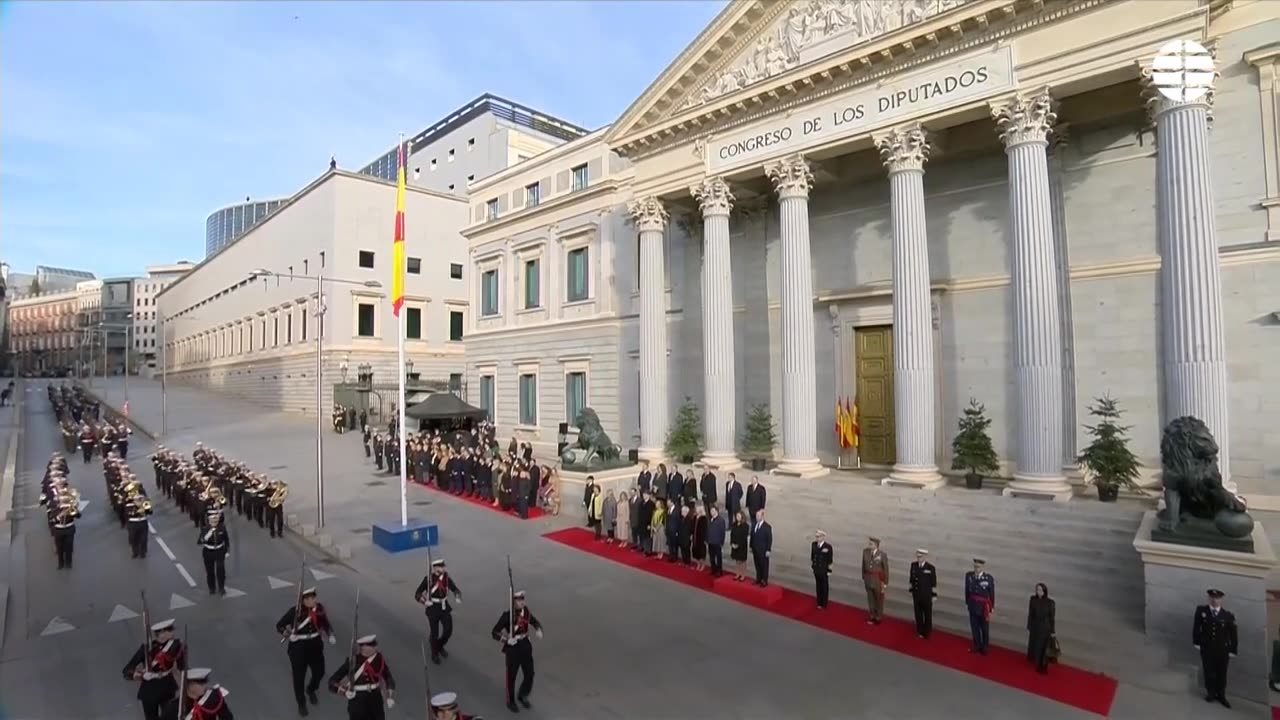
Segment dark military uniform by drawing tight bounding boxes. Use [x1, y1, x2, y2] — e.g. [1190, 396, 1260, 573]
[964, 562, 996, 654]
[491, 596, 541, 712]
[122, 630, 185, 720]
[908, 553, 937, 638]
[1193, 591, 1238, 706]
[327, 641, 396, 720]
[810, 535, 833, 608]
[416, 563, 462, 663]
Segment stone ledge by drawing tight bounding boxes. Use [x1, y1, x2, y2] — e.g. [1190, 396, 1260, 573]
[1133, 510, 1277, 578]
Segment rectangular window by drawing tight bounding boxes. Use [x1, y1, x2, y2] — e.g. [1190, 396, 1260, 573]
[518, 373, 538, 426]
[449, 373, 463, 393]
[525, 182, 540, 208]
[260, 320, 266, 349]
[407, 257, 422, 275]
[406, 307, 422, 339]
[486, 199, 499, 220]
[273, 317, 280, 346]
[357, 303, 375, 337]
[566, 371, 587, 425]
[567, 247, 589, 302]
[358, 250, 375, 269]
[523, 259, 540, 309]
[300, 307, 308, 341]
[449, 311, 464, 341]
[479, 374, 495, 420]
[571, 163, 588, 192]
[481, 270, 499, 316]
[450, 263, 463, 279]
[248, 324, 254, 351]
[286, 313, 293, 344]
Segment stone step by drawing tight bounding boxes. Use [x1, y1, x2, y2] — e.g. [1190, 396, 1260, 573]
[773, 479, 1149, 517]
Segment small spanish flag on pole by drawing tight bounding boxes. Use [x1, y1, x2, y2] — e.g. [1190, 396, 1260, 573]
[848, 397, 860, 449]
[393, 135, 409, 528]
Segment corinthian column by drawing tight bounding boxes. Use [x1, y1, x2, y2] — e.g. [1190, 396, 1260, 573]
[691, 177, 741, 470]
[992, 89, 1072, 501]
[1147, 78, 1234, 489]
[765, 155, 827, 477]
[875, 124, 943, 490]
[628, 197, 670, 461]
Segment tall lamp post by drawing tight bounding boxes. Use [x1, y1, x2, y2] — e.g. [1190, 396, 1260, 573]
[251, 263, 382, 530]
[158, 312, 200, 438]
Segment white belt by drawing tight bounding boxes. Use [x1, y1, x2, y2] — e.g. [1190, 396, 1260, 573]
[352, 683, 380, 692]
[129, 517, 148, 522]
[54, 522, 75, 529]
[507, 635, 527, 644]
[290, 633, 319, 641]
[203, 543, 225, 550]
[430, 598, 448, 605]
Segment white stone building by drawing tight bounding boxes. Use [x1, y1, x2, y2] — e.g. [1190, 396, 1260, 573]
[464, 0, 1280, 496]
[133, 262, 196, 375]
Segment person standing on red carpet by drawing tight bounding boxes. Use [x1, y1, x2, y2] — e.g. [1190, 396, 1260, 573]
[908, 549, 937, 638]
[706, 505, 726, 576]
[750, 510, 773, 586]
[811, 530, 834, 608]
[729, 510, 750, 580]
[965, 558, 996, 655]
[861, 537, 889, 624]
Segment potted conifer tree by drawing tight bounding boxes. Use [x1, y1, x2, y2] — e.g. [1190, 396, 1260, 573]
[1076, 395, 1141, 502]
[739, 404, 777, 472]
[666, 397, 704, 464]
[951, 398, 1000, 490]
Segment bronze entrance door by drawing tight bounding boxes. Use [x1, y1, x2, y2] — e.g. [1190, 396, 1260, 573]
[855, 326, 896, 466]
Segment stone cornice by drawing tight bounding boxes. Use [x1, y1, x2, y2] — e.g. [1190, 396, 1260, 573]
[460, 179, 621, 239]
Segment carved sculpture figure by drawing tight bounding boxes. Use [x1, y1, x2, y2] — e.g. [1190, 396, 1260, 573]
[1156, 416, 1254, 547]
[560, 408, 624, 468]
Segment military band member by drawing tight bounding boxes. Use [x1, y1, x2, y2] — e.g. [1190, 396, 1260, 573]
[51, 486, 82, 569]
[328, 634, 396, 720]
[79, 423, 97, 463]
[810, 530, 833, 609]
[200, 511, 230, 595]
[116, 421, 132, 458]
[860, 537, 888, 624]
[123, 618, 186, 720]
[416, 559, 463, 664]
[160, 668, 233, 720]
[126, 482, 154, 559]
[430, 691, 482, 720]
[373, 435, 385, 471]
[1193, 588, 1238, 707]
[362, 424, 372, 458]
[265, 480, 288, 538]
[277, 588, 337, 717]
[490, 590, 542, 713]
[964, 558, 996, 655]
[908, 549, 937, 638]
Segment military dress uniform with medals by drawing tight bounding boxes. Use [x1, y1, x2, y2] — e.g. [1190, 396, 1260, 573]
[1193, 588, 1238, 707]
[490, 591, 542, 712]
[810, 531, 833, 608]
[908, 549, 937, 638]
[964, 559, 996, 654]
[199, 512, 230, 595]
[416, 559, 462, 663]
[123, 618, 186, 720]
[328, 635, 396, 720]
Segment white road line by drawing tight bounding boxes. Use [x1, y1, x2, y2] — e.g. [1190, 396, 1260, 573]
[148, 521, 157, 535]
[155, 536, 177, 561]
[174, 563, 198, 588]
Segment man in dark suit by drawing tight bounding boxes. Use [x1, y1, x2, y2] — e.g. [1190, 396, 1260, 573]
[746, 476, 767, 525]
[724, 473, 743, 519]
[666, 467, 684, 508]
[1193, 588, 1238, 707]
[636, 462, 653, 496]
[908, 548, 937, 638]
[750, 509, 773, 586]
[810, 529, 833, 608]
[699, 468, 718, 515]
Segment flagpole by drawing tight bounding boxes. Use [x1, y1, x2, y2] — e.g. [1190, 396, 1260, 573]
[397, 133, 409, 529]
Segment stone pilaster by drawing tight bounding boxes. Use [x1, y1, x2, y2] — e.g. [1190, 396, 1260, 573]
[690, 177, 741, 470]
[1048, 128, 1082, 480]
[628, 197, 670, 462]
[992, 89, 1072, 501]
[764, 155, 826, 478]
[1147, 81, 1234, 489]
[875, 124, 943, 490]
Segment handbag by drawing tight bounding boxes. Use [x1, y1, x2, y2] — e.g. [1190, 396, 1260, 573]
[1048, 635, 1062, 663]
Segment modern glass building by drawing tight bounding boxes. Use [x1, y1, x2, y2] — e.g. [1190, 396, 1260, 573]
[205, 198, 288, 259]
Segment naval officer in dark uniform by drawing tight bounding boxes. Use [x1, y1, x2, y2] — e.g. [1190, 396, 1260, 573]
[908, 548, 937, 638]
[1193, 588, 1238, 707]
[810, 529, 833, 609]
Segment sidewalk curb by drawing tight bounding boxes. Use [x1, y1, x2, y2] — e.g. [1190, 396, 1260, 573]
[78, 385, 353, 562]
[0, 380, 26, 654]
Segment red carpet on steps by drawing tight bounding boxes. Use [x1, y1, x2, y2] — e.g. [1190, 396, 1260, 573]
[545, 527, 1118, 717]
[412, 481, 545, 520]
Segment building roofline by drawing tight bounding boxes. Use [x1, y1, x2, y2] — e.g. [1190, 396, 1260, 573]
[469, 126, 612, 193]
[205, 196, 292, 220]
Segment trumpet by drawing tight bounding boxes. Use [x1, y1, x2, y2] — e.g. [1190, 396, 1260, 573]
[206, 485, 228, 509]
[132, 496, 153, 513]
[268, 483, 289, 509]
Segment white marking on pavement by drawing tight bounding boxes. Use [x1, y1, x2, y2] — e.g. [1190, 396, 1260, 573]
[148, 521, 157, 535]
[310, 568, 335, 581]
[267, 575, 294, 590]
[174, 564, 198, 589]
[223, 587, 246, 599]
[77, 500, 90, 512]
[108, 604, 139, 622]
[155, 537, 177, 561]
[40, 617, 76, 636]
[169, 592, 196, 610]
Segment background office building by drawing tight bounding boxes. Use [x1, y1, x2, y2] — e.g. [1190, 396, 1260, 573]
[6, 288, 80, 375]
[2, 264, 96, 297]
[99, 278, 136, 376]
[133, 262, 196, 375]
[205, 197, 289, 258]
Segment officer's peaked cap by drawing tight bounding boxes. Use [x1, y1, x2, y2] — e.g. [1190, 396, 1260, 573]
[431, 692, 459, 709]
[302, 587, 318, 597]
[432, 559, 446, 567]
[186, 668, 212, 683]
[1207, 588, 1225, 598]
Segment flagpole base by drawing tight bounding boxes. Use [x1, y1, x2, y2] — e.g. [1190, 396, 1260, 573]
[372, 519, 438, 554]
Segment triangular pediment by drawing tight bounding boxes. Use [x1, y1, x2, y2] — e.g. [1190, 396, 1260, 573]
[608, 0, 977, 146]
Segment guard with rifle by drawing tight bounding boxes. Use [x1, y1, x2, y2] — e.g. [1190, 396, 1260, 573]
[199, 510, 230, 595]
[328, 634, 396, 720]
[415, 558, 462, 665]
[276, 584, 336, 717]
[162, 668, 233, 720]
[489, 590, 542, 713]
[122, 618, 185, 720]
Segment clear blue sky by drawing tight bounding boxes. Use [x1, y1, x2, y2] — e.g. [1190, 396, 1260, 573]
[0, 0, 725, 278]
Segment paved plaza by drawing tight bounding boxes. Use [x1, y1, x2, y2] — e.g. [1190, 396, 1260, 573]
[0, 377, 1267, 718]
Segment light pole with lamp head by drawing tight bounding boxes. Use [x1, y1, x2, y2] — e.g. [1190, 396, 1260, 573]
[250, 263, 382, 530]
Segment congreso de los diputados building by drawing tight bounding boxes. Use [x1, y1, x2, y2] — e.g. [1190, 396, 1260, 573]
[462, 0, 1279, 501]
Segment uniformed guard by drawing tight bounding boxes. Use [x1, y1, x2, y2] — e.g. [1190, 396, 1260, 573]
[276, 587, 337, 716]
[79, 423, 97, 463]
[1193, 588, 1238, 707]
[860, 536, 888, 624]
[908, 548, 937, 638]
[125, 481, 154, 559]
[160, 668, 233, 720]
[964, 558, 996, 655]
[415, 559, 463, 664]
[490, 590, 542, 713]
[265, 480, 288, 538]
[430, 691, 482, 720]
[810, 530, 833, 609]
[199, 511, 230, 595]
[328, 634, 396, 720]
[51, 485, 82, 569]
[122, 618, 186, 720]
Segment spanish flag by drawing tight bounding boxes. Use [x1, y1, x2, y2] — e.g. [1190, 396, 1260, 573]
[847, 398, 860, 449]
[835, 400, 848, 449]
[391, 140, 407, 317]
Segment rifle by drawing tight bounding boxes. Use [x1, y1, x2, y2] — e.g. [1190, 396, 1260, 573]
[421, 641, 434, 717]
[140, 591, 153, 674]
[281, 559, 308, 643]
[176, 626, 189, 719]
[343, 588, 361, 694]
[506, 555, 514, 642]
[423, 542, 435, 604]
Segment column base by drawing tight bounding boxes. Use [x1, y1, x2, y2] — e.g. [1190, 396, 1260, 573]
[772, 458, 829, 479]
[637, 447, 667, 464]
[699, 451, 743, 472]
[1002, 475, 1074, 502]
[883, 465, 946, 491]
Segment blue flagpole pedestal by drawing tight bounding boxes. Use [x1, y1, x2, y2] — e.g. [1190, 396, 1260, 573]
[372, 519, 438, 553]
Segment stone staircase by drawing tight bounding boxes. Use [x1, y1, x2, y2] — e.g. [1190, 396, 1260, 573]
[758, 473, 1200, 693]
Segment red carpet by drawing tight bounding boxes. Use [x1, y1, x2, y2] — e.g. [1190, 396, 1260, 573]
[1272, 706, 1280, 720]
[544, 527, 1117, 717]
[412, 481, 545, 520]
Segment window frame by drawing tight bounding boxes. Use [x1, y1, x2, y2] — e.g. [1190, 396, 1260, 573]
[477, 369, 496, 420]
[566, 246, 589, 303]
[448, 308, 465, 342]
[405, 305, 423, 340]
[571, 163, 588, 192]
[485, 198, 499, 221]
[358, 250, 376, 269]
[354, 297, 379, 339]
[516, 362, 539, 428]
[480, 269, 500, 317]
[525, 182, 541, 208]
[563, 359, 589, 428]
[407, 257, 422, 275]
[449, 263, 464, 280]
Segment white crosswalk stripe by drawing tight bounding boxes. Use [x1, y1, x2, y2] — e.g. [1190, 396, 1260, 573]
[169, 593, 196, 610]
[40, 617, 76, 636]
[310, 568, 336, 581]
[223, 587, 246, 599]
[267, 575, 294, 590]
[108, 604, 140, 622]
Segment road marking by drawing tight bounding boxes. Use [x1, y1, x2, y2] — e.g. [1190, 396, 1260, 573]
[174, 564, 198, 589]
[267, 575, 294, 590]
[77, 500, 90, 512]
[155, 537, 177, 561]
[223, 587, 246, 599]
[148, 521, 157, 535]
[310, 568, 336, 581]
[169, 593, 196, 610]
[108, 604, 139, 622]
[40, 617, 76, 636]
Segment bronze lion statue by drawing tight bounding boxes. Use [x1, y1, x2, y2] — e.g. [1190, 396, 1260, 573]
[1157, 416, 1251, 538]
[560, 408, 622, 467]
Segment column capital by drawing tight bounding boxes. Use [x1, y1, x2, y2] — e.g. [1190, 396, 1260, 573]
[690, 177, 735, 217]
[765, 154, 813, 199]
[627, 197, 669, 233]
[1141, 66, 1217, 124]
[875, 123, 930, 174]
[992, 88, 1057, 148]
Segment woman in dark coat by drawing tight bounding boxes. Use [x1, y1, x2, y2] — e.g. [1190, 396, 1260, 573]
[728, 511, 750, 581]
[691, 505, 709, 571]
[1026, 582, 1056, 673]
[654, 464, 669, 502]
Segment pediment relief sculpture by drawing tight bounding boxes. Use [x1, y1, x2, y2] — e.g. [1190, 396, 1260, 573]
[681, 0, 969, 111]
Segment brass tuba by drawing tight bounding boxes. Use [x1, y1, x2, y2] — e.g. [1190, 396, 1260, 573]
[268, 482, 289, 509]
